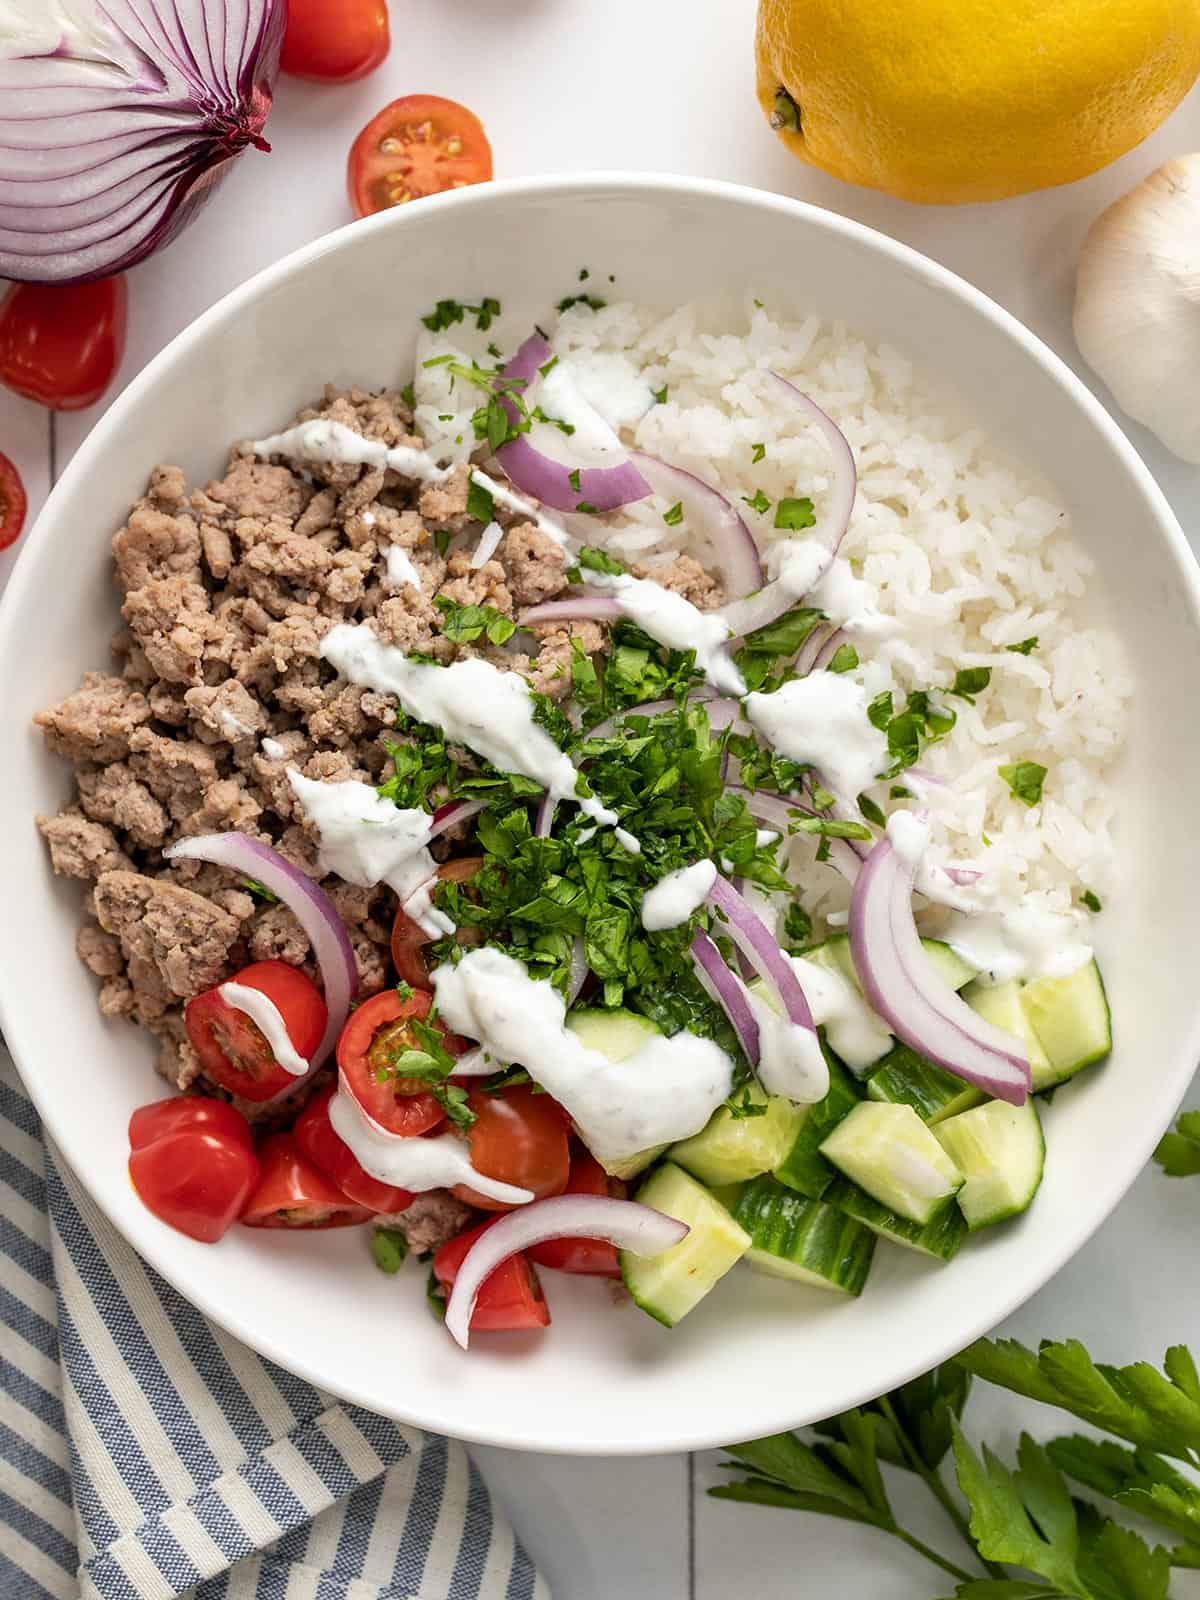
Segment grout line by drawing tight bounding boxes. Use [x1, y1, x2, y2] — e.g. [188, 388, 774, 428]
[687, 1452, 696, 1600]
[48, 410, 57, 488]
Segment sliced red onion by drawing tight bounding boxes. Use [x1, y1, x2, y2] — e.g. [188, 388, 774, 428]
[707, 874, 815, 1032]
[519, 594, 624, 629]
[725, 785, 806, 836]
[848, 834, 1030, 1104]
[690, 930, 760, 1064]
[494, 333, 651, 514]
[535, 795, 557, 838]
[793, 621, 837, 677]
[566, 936, 589, 1005]
[586, 693, 743, 742]
[767, 374, 857, 557]
[629, 453, 763, 598]
[444, 1196, 688, 1348]
[0, 0, 284, 283]
[813, 628, 847, 672]
[164, 832, 356, 1082]
[428, 798, 488, 842]
[944, 866, 984, 887]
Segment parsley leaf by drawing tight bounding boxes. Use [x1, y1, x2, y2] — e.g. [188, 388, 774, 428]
[1155, 1111, 1200, 1178]
[466, 477, 495, 525]
[434, 594, 516, 646]
[774, 496, 816, 532]
[662, 501, 684, 527]
[751, 442, 767, 463]
[950, 666, 992, 702]
[999, 761, 1047, 808]
[827, 642, 859, 674]
[1082, 889, 1102, 913]
[557, 293, 606, 312]
[568, 467, 581, 492]
[792, 817, 872, 840]
[1007, 636, 1039, 655]
[241, 876, 279, 904]
[742, 488, 772, 515]
[576, 545, 625, 577]
[734, 606, 824, 693]
[868, 691, 893, 730]
[400, 381, 416, 408]
[652, 383, 668, 404]
[420, 296, 500, 332]
[371, 1228, 408, 1274]
[858, 793, 887, 828]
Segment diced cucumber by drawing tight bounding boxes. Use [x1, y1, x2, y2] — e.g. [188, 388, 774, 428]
[962, 979, 1052, 1090]
[733, 1176, 875, 1295]
[824, 1176, 968, 1261]
[707, 1181, 746, 1215]
[565, 1006, 668, 1179]
[866, 1042, 986, 1124]
[804, 933, 977, 995]
[671, 1081, 805, 1187]
[1021, 959, 1111, 1088]
[934, 1097, 1045, 1229]
[773, 1054, 862, 1199]
[819, 1102, 964, 1225]
[620, 1163, 750, 1327]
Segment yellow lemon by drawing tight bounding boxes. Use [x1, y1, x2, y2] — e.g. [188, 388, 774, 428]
[755, 0, 1200, 204]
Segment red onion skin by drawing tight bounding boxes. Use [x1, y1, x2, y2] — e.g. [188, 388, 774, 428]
[690, 929, 760, 1063]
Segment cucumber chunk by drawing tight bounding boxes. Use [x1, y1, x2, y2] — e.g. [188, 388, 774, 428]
[819, 1102, 964, 1225]
[733, 1176, 875, 1294]
[933, 1097, 1045, 1229]
[804, 933, 977, 994]
[671, 1081, 805, 1187]
[824, 1176, 968, 1261]
[773, 1054, 862, 1199]
[866, 1042, 985, 1124]
[1021, 960, 1111, 1087]
[962, 979, 1052, 1090]
[621, 1163, 750, 1327]
[565, 1006, 668, 1179]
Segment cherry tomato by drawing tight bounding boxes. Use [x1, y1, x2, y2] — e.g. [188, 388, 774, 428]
[0, 452, 27, 552]
[282, 0, 389, 82]
[452, 1085, 571, 1213]
[337, 988, 466, 1136]
[293, 1083, 413, 1214]
[434, 1217, 550, 1333]
[391, 857, 484, 987]
[128, 1096, 259, 1244]
[0, 276, 127, 412]
[349, 95, 493, 218]
[185, 961, 327, 1102]
[527, 1152, 626, 1276]
[240, 1133, 372, 1229]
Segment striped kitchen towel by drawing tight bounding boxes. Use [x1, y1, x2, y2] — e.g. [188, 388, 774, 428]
[0, 1052, 548, 1600]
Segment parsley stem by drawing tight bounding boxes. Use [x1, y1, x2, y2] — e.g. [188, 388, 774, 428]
[892, 1529, 978, 1584]
[876, 1396, 1005, 1581]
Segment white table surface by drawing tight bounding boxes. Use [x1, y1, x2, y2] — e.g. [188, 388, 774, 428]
[5, 3, 1200, 1594]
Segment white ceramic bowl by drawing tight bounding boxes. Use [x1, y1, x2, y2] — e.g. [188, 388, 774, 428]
[4, 174, 1199, 1455]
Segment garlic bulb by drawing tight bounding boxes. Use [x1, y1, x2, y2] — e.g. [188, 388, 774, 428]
[1074, 156, 1200, 463]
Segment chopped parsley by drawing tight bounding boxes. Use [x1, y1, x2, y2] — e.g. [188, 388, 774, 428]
[531, 403, 575, 436]
[568, 468, 582, 493]
[371, 1228, 408, 1275]
[662, 501, 684, 527]
[465, 477, 495, 525]
[1006, 636, 1038, 655]
[773, 496, 816, 532]
[751, 442, 766, 464]
[826, 642, 859, 674]
[733, 605, 824, 694]
[556, 293, 607, 313]
[578, 267, 590, 281]
[949, 666, 991, 702]
[727, 1084, 769, 1119]
[792, 817, 872, 841]
[399, 381, 416, 408]
[781, 900, 812, 952]
[433, 528, 452, 558]
[575, 500, 600, 515]
[241, 876, 278, 904]
[1081, 889, 1102, 913]
[999, 760, 1047, 808]
[433, 595, 516, 647]
[742, 488, 772, 515]
[652, 384, 668, 405]
[576, 545, 625, 577]
[858, 793, 887, 828]
[882, 690, 956, 776]
[420, 296, 501, 332]
[538, 355, 559, 378]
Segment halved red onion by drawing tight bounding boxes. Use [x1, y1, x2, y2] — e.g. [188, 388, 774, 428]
[444, 1195, 689, 1348]
[848, 833, 1030, 1104]
[494, 333, 651, 514]
[767, 374, 857, 557]
[164, 832, 356, 1079]
[0, 0, 284, 284]
[629, 453, 763, 597]
[429, 798, 488, 841]
[707, 874, 815, 1032]
[690, 930, 760, 1064]
[519, 594, 624, 629]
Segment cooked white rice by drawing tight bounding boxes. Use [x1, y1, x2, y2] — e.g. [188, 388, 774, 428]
[548, 297, 1131, 931]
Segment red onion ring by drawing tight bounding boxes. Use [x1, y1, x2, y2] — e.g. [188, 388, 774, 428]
[767, 374, 857, 557]
[494, 333, 651, 514]
[792, 621, 837, 677]
[848, 832, 1030, 1104]
[519, 594, 623, 629]
[813, 628, 848, 672]
[629, 452, 763, 598]
[707, 874, 815, 1033]
[428, 798, 488, 841]
[444, 1195, 688, 1348]
[690, 929, 760, 1064]
[164, 831, 357, 1083]
[535, 795, 557, 838]
[566, 936, 589, 1005]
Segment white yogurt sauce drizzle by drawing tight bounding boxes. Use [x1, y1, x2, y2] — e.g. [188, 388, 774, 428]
[328, 1087, 533, 1205]
[286, 771, 451, 938]
[587, 570, 745, 695]
[640, 859, 717, 931]
[745, 991, 830, 1103]
[809, 557, 895, 639]
[939, 907, 1093, 984]
[745, 674, 888, 804]
[433, 947, 734, 1163]
[250, 419, 567, 546]
[385, 545, 421, 591]
[319, 623, 625, 835]
[260, 737, 287, 760]
[218, 983, 309, 1077]
[790, 955, 892, 1072]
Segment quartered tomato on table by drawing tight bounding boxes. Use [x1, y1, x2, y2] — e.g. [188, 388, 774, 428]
[348, 96, 493, 218]
[0, 453, 26, 551]
[433, 1217, 550, 1333]
[185, 960, 326, 1102]
[0, 275, 127, 412]
[452, 1084, 571, 1213]
[240, 1134, 372, 1229]
[128, 1097, 259, 1244]
[281, 0, 390, 83]
[293, 1082, 413, 1214]
[336, 986, 466, 1136]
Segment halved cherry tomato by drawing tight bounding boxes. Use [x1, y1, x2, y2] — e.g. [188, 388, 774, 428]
[391, 857, 484, 988]
[128, 1096, 259, 1244]
[337, 988, 466, 1136]
[349, 95, 493, 218]
[0, 453, 26, 552]
[293, 1083, 413, 1214]
[0, 276, 127, 412]
[527, 1152, 627, 1276]
[452, 1085, 571, 1213]
[185, 961, 327, 1102]
[434, 1217, 550, 1333]
[240, 1133, 372, 1229]
[281, 0, 389, 83]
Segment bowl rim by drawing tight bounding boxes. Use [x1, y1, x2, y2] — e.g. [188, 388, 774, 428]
[5, 170, 1200, 1455]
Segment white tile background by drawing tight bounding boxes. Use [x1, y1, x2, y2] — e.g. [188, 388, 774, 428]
[5, 1, 1200, 1592]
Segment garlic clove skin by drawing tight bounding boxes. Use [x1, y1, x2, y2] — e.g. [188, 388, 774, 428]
[1074, 156, 1200, 464]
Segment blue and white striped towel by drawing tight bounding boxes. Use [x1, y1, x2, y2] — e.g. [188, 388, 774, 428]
[0, 1051, 548, 1600]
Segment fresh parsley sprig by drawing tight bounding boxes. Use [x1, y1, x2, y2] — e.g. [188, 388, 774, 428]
[1155, 1113, 1200, 1178]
